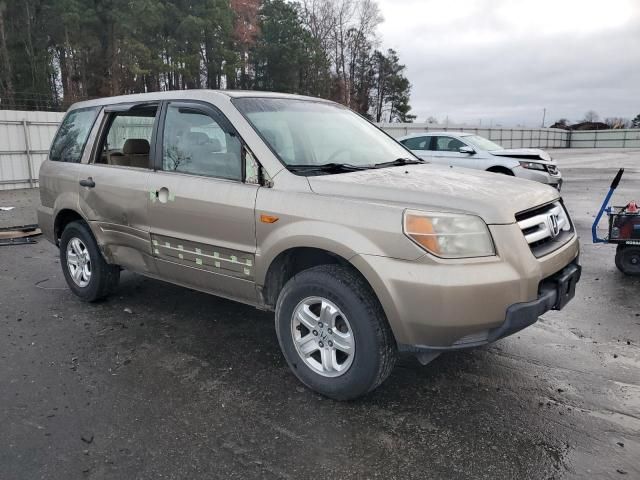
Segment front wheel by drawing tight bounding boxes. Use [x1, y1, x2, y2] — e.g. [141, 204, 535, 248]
[615, 245, 640, 276]
[275, 264, 397, 400]
[487, 167, 514, 176]
[60, 221, 120, 301]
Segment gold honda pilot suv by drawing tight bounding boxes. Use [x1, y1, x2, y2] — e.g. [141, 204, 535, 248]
[38, 91, 581, 400]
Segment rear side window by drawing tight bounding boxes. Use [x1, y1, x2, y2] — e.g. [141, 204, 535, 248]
[50, 107, 99, 162]
[402, 136, 429, 150]
[94, 106, 158, 169]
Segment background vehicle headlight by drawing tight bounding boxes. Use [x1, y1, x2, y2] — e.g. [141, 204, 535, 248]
[519, 161, 546, 171]
[403, 210, 495, 258]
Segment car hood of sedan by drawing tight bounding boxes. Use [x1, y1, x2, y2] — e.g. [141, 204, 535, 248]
[489, 148, 552, 162]
[307, 163, 559, 225]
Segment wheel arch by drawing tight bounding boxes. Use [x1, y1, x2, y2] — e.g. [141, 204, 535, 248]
[260, 246, 380, 313]
[487, 165, 515, 175]
[54, 208, 86, 245]
[53, 209, 106, 262]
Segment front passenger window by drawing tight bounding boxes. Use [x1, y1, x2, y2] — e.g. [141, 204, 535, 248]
[162, 105, 242, 181]
[434, 136, 465, 152]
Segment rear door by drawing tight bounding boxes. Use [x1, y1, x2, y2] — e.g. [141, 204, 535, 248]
[78, 103, 159, 273]
[146, 100, 259, 303]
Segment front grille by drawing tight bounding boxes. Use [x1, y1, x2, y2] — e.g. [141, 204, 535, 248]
[516, 201, 574, 257]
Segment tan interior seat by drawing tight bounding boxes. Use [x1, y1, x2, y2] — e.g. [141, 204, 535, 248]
[107, 151, 125, 165]
[111, 138, 150, 168]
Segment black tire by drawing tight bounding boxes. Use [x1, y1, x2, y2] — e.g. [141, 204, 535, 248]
[487, 167, 514, 176]
[615, 244, 640, 276]
[275, 264, 397, 400]
[59, 220, 120, 301]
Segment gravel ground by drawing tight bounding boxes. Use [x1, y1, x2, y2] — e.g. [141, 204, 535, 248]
[1, 148, 639, 479]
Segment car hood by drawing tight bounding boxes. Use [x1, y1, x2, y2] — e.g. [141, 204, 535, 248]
[307, 164, 559, 224]
[489, 148, 553, 162]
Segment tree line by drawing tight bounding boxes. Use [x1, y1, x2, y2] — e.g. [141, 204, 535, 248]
[0, 0, 415, 121]
[553, 111, 640, 130]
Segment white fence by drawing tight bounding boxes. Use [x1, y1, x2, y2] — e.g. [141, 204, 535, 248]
[381, 124, 640, 149]
[568, 129, 640, 148]
[380, 123, 571, 149]
[0, 110, 64, 191]
[1, 110, 639, 191]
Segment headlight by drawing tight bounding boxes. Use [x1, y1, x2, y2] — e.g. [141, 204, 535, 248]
[519, 161, 546, 171]
[403, 210, 495, 258]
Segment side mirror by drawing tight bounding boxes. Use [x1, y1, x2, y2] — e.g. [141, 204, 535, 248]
[459, 146, 476, 154]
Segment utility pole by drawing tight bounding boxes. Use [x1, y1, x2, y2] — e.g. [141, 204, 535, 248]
[541, 108, 546, 128]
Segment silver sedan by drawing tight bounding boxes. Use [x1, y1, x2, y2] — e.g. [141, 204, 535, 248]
[397, 131, 562, 190]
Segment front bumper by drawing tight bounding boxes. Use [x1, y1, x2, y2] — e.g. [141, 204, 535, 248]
[350, 223, 580, 348]
[515, 167, 563, 190]
[398, 261, 581, 355]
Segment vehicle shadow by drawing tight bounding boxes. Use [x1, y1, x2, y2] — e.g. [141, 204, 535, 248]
[75, 272, 569, 479]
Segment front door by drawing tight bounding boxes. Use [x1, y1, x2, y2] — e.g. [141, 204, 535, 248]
[78, 104, 159, 273]
[430, 135, 474, 168]
[146, 101, 259, 304]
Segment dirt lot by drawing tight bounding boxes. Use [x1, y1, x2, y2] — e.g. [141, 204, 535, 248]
[1, 149, 639, 479]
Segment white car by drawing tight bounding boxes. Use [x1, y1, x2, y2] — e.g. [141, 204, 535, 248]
[397, 132, 562, 190]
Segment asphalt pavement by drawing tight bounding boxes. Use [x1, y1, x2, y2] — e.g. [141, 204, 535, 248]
[1, 148, 638, 479]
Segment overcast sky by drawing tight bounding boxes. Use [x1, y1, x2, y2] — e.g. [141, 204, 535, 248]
[375, 0, 640, 126]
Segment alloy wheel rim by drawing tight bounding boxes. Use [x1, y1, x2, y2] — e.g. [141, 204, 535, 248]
[291, 297, 355, 378]
[66, 237, 92, 287]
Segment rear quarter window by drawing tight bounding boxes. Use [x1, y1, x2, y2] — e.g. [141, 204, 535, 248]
[50, 106, 99, 163]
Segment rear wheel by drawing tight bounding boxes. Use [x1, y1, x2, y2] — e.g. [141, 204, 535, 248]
[60, 221, 120, 301]
[615, 245, 640, 276]
[275, 264, 396, 400]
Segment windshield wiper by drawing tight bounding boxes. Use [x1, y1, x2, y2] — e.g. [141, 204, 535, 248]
[287, 163, 372, 175]
[373, 157, 426, 169]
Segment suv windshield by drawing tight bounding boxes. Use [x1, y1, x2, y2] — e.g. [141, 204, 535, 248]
[463, 135, 504, 152]
[233, 97, 416, 172]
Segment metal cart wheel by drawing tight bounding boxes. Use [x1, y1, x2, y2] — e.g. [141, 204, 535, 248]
[615, 245, 640, 276]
